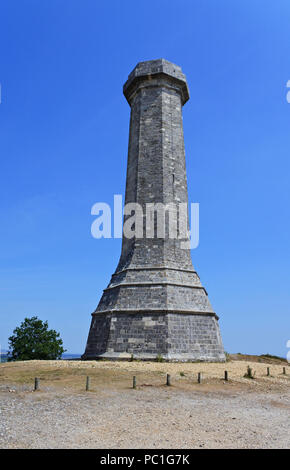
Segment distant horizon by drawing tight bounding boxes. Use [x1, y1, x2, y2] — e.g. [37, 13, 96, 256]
[0, 350, 288, 360]
[0, 350, 82, 356]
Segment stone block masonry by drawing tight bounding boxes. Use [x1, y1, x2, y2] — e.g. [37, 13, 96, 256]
[82, 59, 225, 362]
[84, 312, 224, 361]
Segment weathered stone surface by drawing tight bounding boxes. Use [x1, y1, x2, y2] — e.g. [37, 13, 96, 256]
[84, 312, 224, 362]
[82, 59, 225, 362]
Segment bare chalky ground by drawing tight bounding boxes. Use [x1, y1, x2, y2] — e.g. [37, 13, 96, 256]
[0, 359, 289, 449]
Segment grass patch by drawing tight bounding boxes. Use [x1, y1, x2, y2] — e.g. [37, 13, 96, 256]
[155, 354, 164, 363]
[261, 354, 287, 362]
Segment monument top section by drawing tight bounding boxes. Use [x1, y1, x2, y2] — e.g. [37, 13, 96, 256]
[123, 58, 190, 106]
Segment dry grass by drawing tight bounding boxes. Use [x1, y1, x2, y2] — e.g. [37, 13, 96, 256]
[0, 356, 289, 394]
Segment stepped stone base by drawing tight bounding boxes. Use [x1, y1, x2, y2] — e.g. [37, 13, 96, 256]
[82, 311, 225, 362]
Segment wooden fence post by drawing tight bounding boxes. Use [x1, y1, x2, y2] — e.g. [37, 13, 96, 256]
[86, 376, 90, 391]
[34, 377, 39, 391]
[132, 376, 136, 389]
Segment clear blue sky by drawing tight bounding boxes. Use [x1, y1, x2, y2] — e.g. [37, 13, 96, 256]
[1, 1, 289, 357]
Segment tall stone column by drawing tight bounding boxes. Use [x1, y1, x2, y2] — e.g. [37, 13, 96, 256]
[82, 59, 225, 361]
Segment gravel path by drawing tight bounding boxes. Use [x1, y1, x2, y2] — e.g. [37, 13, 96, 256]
[0, 383, 289, 448]
[0, 360, 289, 449]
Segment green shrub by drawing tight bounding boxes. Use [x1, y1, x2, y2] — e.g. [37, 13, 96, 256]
[8, 316, 65, 361]
[155, 354, 164, 362]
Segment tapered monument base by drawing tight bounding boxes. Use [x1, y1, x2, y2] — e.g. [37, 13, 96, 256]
[82, 311, 225, 362]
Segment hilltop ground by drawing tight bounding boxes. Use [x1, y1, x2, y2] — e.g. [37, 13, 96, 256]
[0, 355, 289, 449]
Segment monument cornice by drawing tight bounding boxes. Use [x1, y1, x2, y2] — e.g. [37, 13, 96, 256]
[104, 282, 208, 295]
[112, 266, 199, 275]
[123, 58, 189, 105]
[92, 309, 219, 320]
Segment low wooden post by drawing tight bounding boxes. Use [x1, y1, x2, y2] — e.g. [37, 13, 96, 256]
[34, 377, 39, 391]
[198, 372, 202, 384]
[246, 366, 253, 379]
[283, 367, 286, 375]
[132, 376, 136, 389]
[86, 376, 90, 391]
[267, 367, 270, 377]
[224, 370, 228, 381]
[166, 374, 171, 386]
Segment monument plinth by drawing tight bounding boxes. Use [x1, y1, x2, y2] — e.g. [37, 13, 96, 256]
[82, 59, 225, 361]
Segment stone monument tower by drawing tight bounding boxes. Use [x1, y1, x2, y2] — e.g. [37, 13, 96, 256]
[82, 59, 225, 361]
